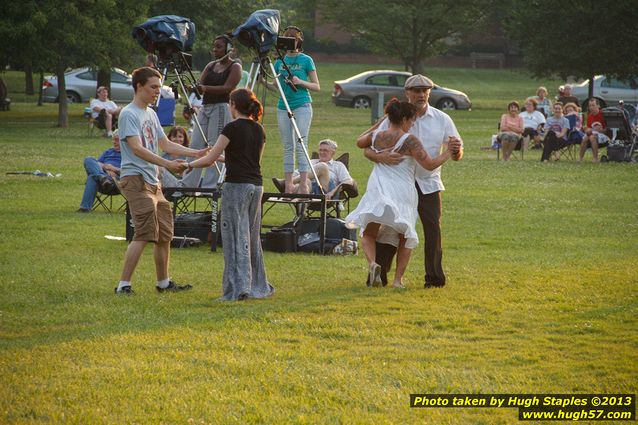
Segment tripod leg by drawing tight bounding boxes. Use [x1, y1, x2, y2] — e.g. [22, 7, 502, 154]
[267, 60, 323, 194]
[172, 69, 224, 183]
[292, 104, 313, 193]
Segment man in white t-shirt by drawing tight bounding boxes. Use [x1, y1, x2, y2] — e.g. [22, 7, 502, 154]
[90, 86, 122, 137]
[362, 74, 463, 288]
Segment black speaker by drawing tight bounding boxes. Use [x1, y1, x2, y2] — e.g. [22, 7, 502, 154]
[173, 212, 213, 244]
[262, 228, 297, 252]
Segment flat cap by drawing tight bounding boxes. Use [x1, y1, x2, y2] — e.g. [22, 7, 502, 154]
[405, 74, 434, 89]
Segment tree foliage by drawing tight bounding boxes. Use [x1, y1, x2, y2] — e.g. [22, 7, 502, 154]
[89, 0, 151, 88]
[316, 0, 488, 74]
[147, 0, 315, 68]
[506, 0, 638, 93]
[0, 0, 150, 125]
[0, 2, 49, 72]
[0, 0, 316, 125]
[30, 1, 99, 126]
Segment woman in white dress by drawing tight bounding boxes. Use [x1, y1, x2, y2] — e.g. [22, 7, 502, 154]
[346, 99, 460, 288]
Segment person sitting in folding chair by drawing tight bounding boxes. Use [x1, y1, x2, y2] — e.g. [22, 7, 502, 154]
[520, 98, 546, 150]
[273, 139, 354, 200]
[552, 102, 585, 160]
[77, 130, 121, 213]
[159, 126, 190, 187]
[540, 102, 571, 162]
[498, 101, 524, 161]
[579, 98, 609, 163]
[90, 86, 121, 137]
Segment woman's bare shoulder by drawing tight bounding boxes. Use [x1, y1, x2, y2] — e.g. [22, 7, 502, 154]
[373, 130, 396, 150]
[399, 134, 423, 154]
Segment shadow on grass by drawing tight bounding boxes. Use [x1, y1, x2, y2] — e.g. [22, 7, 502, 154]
[0, 276, 419, 350]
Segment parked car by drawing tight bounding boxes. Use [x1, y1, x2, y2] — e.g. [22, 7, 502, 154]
[42, 67, 134, 103]
[332, 70, 472, 110]
[570, 75, 638, 109]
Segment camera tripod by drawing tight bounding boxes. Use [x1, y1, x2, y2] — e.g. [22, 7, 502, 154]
[247, 54, 324, 196]
[159, 52, 224, 186]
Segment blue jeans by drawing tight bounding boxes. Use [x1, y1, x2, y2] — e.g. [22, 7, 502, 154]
[311, 179, 337, 197]
[80, 157, 109, 210]
[278, 103, 313, 173]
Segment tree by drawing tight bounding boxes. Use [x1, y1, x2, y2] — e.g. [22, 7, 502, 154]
[29, 1, 106, 126]
[1, 0, 151, 125]
[316, 0, 488, 74]
[506, 0, 638, 99]
[89, 0, 151, 90]
[0, 1, 49, 100]
[148, 0, 269, 68]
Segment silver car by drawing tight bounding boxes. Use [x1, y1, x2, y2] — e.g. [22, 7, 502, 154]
[570, 75, 638, 108]
[42, 67, 134, 103]
[332, 70, 472, 110]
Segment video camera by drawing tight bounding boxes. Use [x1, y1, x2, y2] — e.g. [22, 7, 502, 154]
[133, 15, 195, 72]
[232, 9, 281, 56]
[232, 9, 301, 91]
[276, 37, 298, 52]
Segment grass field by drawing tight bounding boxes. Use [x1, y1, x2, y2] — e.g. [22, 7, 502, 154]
[0, 64, 636, 424]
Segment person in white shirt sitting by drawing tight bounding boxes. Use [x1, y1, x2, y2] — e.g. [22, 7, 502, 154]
[90, 86, 121, 137]
[275, 139, 354, 200]
[520, 98, 546, 149]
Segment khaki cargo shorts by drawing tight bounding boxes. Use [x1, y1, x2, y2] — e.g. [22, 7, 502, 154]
[119, 175, 173, 242]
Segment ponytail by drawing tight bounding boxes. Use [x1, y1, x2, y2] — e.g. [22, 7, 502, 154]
[385, 98, 416, 125]
[247, 99, 263, 121]
[230, 88, 263, 121]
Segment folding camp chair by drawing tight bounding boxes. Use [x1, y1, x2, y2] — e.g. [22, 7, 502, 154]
[85, 103, 119, 137]
[494, 122, 524, 160]
[84, 107, 98, 136]
[92, 179, 125, 213]
[557, 114, 584, 160]
[271, 152, 359, 218]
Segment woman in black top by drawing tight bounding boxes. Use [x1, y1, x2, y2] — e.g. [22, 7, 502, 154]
[188, 89, 274, 301]
[182, 34, 242, 188]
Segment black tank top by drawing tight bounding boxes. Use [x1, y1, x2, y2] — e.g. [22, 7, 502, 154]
[202, 60, 236, 104]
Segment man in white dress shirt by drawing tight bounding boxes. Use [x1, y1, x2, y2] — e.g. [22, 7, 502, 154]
[363, 74, 463, 287]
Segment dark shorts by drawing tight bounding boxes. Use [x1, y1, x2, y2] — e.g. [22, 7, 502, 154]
[523, 127, 538, 137]
[118, 175, 173, 242]
[95, 108, 117, 129]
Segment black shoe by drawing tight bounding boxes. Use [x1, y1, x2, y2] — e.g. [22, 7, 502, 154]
[156, 280, 193, 293]
[76, 208, 91, 213]
[271, 177, 285, 193]
[424, 282, 445, 289]
[115, 285, 135, 295]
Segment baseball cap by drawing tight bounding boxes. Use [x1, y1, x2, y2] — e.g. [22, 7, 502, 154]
[405, 74, 434, 90]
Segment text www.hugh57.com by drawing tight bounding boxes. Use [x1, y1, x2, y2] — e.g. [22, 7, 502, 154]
[520, 408, 633, 421]
[409, 394, 636, 421]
